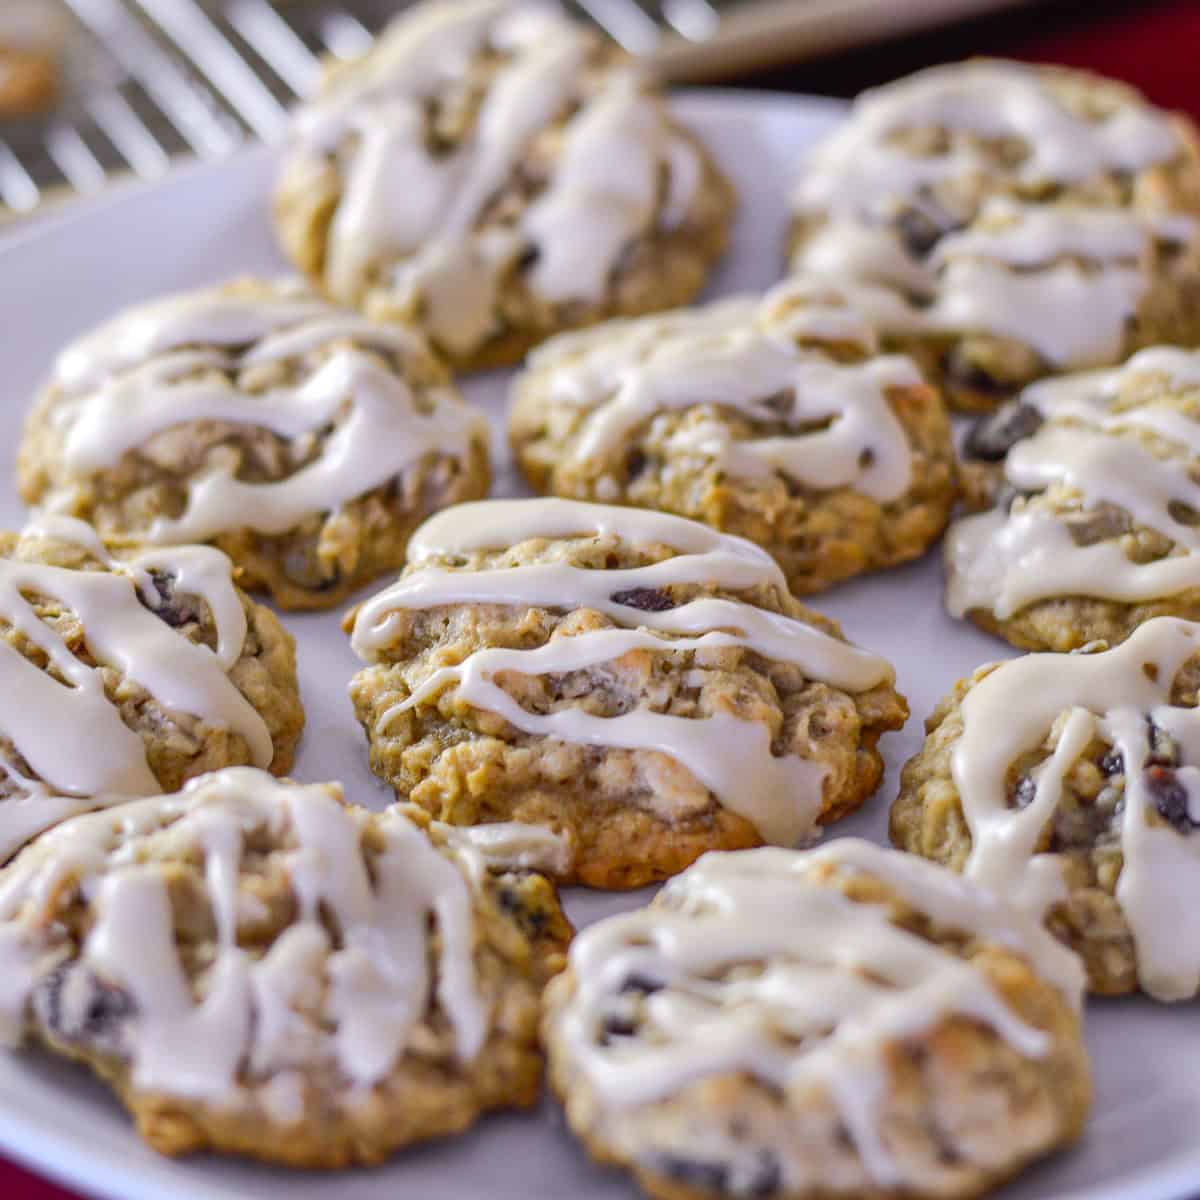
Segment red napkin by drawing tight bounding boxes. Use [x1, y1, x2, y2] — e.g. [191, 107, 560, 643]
[1009, 0, 1200, 121]
[4, 1161, 75, 1200]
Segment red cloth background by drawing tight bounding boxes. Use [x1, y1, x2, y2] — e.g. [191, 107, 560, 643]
[1006, 0, 1200, 120]
[5, 1, 1197, 1197]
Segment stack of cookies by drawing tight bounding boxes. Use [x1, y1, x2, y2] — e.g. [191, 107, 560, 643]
[3, 2, 1200, 1197]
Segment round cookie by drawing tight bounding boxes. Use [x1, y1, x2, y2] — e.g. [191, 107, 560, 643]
[789, 60, 1200, 412]
[0, 767, 571, 1166]
[542, 838, 1090, 1200]
[18, 278, 490, 610]
[947, 346, 1200, 652]
[0, 517, 302, 862]
[346, 498, 908, 889]
[509, 276, 956, 596]
[892, 617, 1200, 999]
[273, 0, 735, 371]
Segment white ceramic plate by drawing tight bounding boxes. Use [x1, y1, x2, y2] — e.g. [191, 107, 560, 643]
[0, 91, 1197, 1200]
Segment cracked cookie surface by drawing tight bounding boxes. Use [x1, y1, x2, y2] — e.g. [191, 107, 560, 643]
[0, 768, 571, 1166]
[789, 60, 1200, 412]
[18, 277, 490, 610]
[510, 276, 956, 596]
[346, 498, 906, 889]
[274, 0, 735, 371]
[542, 838, 1089, 1200]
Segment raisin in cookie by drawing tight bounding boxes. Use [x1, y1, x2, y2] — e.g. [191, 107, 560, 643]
[510, 276, 956, 596]
[0, 768, 571, 1166]
[273, 0, 734, 371]
[789, 60, 1200, 412]
[346, 498, 907, 889]
[947, 346, 1200, 651]
[17, 277, 490, 610]
[543, 838, 1090, 1200]
[893, 617, 1200, 999]
[0, 517, 302, 862]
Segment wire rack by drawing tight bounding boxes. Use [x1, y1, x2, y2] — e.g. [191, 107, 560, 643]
[0, 0, 731, 215]
[0, 0, 1033, 216]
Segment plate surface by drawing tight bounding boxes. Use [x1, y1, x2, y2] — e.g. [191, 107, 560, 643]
[0, 90, 1196, 1200]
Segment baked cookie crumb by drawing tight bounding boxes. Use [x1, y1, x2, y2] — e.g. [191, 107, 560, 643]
[0, 768, 571, 1166]
[18, 277, 490, 610]
[894, 616, 1200, 999]
[946, 346, 1200, 651]
[347, 498, 907, 888]
[510, 275, 956, 596]
[543, 838, 1090, 1200]
[789, 60, 1200, 412]
[0, 516, 302, 862]
[274, 0, 735, 370]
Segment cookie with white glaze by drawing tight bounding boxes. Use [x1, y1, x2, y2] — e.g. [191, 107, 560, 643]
[893, 617, 1200, 999]
[948, 346, 1200, 651]
[509, 276, 956, 596]
[789, 60, 1200, 412]
[345, 498, 908, 889]
[17, 278, 491, 610]
[0, 519, 302, 862]
[0, 768, 571, 1165]
[542, 838, 1090, 1200]
[273, 0, 735, 371]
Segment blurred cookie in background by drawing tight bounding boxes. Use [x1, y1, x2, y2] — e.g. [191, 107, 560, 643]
[0, 2, 68, 119]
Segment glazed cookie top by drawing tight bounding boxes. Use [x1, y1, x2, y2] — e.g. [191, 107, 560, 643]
[551, 838, 1083, 1186]
[791, 60, 1199, 370]
[519, 276, 925, 501]
[940, 618, 1200, 1001]
[350, 499, 896, 847]
[283, 0, 709, 357]
[23, 278, 485, 546]
[948, 347, 1200, 620]
[0, 768, 560, 1103]
[0, 517, 276, 856]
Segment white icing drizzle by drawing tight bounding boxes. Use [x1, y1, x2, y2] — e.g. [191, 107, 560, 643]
[351, 499, 894, 847]
[927, 204, 1194, 366]
[388, 631, 826, 847]
[947, 346, 1200, 619]
[929, 202, 1193, 270]
[803, 202, 1193, 369]
[289, 0, 701, 355]
[555, 838, 1082, 1186]
[46, 284, 485, 543]
[797, 62, 1180, 213]
[434, 818, 572, 879]
[792, 60, 1195, 367]
[524, 277, 921, 501]
[0, 784, 126, 876]
[0, 769, 489, 1098]
[520, 71, 668, 304]
[0, 522, 272, 859]
[951, 618, 1200, 1000]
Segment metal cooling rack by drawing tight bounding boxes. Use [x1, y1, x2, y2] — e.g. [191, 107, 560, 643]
[2, 0, 369, 213]
[0, 0, 732, 215]
[0, 0, 1032, 216]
